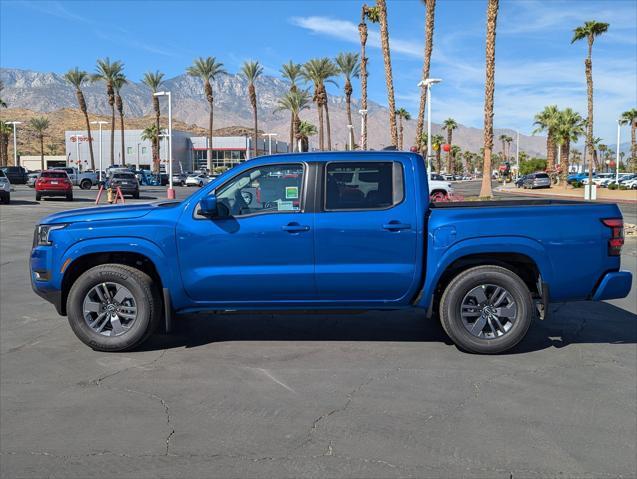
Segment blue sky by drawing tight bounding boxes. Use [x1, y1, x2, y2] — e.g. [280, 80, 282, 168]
[1, 0, 635, 144]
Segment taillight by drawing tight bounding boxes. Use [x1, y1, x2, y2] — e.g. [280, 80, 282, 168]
[602, 218, 624, 256]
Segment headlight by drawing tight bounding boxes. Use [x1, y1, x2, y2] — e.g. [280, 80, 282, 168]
[34, 224, 67, 246]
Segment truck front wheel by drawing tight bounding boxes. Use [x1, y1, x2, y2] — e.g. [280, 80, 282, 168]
[80, 179, 92, 190]
[66, 264, 161, 352]
[439, 265, 534, 354]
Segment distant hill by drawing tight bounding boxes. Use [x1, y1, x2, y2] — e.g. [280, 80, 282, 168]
[0, 67, 547, 156]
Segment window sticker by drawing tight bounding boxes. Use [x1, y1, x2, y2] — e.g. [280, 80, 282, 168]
[285, 186, 299, 199]
[277, 200, 295, 211]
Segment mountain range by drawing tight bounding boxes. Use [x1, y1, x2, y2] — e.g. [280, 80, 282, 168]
[1, 67, 548, 156]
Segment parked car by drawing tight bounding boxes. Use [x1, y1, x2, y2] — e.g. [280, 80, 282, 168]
[107, 172, 140, 199]
[523, 172, 551, 189]
[35, 170, 73, 201]
[51, 167, 99, 190]
[171, 173, 187, 186]
[567, 172, 590, 184]
[582, 173, 614, 186]
[185, 174, 210, 187]
[622, 178, 637, 189]
[27, 172, 41, 188]
[443, 174, 454, 181]
[1, 166, 28, 184]
[0, 169, 11, 204]
[30, 151, 632, 354]
[515, 175, 529, 188]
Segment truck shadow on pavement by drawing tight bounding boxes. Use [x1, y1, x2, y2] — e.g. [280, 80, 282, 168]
[139, 301, 636, 354]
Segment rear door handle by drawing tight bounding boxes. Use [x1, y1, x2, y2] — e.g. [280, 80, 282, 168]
[382, 222, 411, 231]
[282, 223, 310, 233]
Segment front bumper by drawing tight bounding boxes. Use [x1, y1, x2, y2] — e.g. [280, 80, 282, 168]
[30, 246, 65, 315]
[592, 271, 633, 301]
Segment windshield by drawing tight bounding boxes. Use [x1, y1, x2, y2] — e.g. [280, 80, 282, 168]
[113, 173, 135, 179]
[41, 171, 67, 178]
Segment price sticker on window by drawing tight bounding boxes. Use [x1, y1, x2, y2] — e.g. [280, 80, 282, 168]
[285, 186, 299, 199]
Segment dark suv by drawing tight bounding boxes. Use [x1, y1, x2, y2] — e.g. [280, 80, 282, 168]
[1, 166, 28, 184]
[108, 172, 140, 198]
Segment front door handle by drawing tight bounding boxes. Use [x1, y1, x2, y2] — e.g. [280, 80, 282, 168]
[382, 222, 412, 231]
[282, 222, 310, 233]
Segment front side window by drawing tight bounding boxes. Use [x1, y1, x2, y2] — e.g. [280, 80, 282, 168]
[215, 164, 304, 217]
[325, 161, 403, 210]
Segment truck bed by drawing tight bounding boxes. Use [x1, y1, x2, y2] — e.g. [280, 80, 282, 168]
[430, 199, 594, 209]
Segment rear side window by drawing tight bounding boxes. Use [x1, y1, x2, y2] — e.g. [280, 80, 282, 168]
[325, 161, 403, 210]
[41, 171, 67, 178]
[535, 173, 549, 179]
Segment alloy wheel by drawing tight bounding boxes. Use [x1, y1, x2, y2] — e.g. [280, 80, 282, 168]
[82, 282, 138, 337]
[460, 284, 518, 339]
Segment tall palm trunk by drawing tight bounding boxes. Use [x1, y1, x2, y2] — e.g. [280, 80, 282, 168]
[345, 79, 354, 149]
[416, 0, 435, 145]
[561, 141, 570, 189]
[446, 130, 453, 172]
[630, 119, 636, 171]
[39, 135, 45, 171]
[205, 80, 214, 170]
[585, 39, 594, 182]
[153, 95, 161, 166]
[116, 93, 125, 164]
[479, 0, 498, 198]
[436, 149, 442, 173]
[76, 89, 95, 170]
[249, 84, 258, 157]
[546, 134, 556, 170]
[294, 115, 301, 152]
[398, 116, 404, 150]
[501, 138, 507, 162]
[359, 7, 368, 150]
[107, 83, 115, 166]
[317, 104, 325, 151]
[0, 132, 6, 166]
[322, 86, 332, 151]
[377, 0, 398, 147]
[289, 113, 295, 152]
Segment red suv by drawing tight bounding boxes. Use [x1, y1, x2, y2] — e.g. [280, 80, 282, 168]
[35, 170, 73, 201]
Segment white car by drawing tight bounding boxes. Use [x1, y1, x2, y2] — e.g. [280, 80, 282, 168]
[429, 179, 454, 201]
[0, 169, 11, 204]
[622, 178, 637, 189]
[582, 173, 613, 186]
[185, 174, 210, 187]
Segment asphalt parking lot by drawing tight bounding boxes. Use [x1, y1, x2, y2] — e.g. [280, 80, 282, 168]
[1, 183, 636, 478]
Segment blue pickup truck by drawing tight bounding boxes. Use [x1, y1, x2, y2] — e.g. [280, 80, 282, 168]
[30, 152, 632, 354]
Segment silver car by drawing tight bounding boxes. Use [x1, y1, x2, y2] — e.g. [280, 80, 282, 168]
[523, 172, 551, 189]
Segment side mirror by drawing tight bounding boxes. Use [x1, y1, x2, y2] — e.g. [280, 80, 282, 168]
[198, 194, 229, 218]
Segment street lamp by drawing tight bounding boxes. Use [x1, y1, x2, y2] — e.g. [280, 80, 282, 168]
[346, 124, 354, 150]
[615, 119, 621, 183]
[154, 91, 174, 199]
[264, 133, 278, 155]
[358, 109, 368, 150]
[515, 130, 520, 179]
[418, 78, 442, 180]
[90, 121, 108, 182]
[5, 121, 22, 166]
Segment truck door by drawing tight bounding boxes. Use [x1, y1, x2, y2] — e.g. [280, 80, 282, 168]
[176, 162, 316, 303]
[314, 160, 419, 303]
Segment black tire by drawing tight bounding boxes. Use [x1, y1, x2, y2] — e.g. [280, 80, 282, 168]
[66, 264, 161, 352]
[80, 179, 92, 190]
[133, 191, 140, 199]
[66, 193, 73, 201]
[439, 265, 534, 354]
[35, 192, 41, 201]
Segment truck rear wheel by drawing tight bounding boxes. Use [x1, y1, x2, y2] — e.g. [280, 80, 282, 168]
[439, 265, 533, 354]
[80, 179, 92, 190]
[66, 264, 161, 352]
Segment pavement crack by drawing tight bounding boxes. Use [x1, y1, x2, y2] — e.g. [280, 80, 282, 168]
[150, 392, 175, 456]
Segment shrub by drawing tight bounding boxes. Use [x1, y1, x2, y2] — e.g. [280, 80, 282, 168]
[608, 183, 618, 190]
[572, 181, 583, 188]
[619, 185, 628, 190]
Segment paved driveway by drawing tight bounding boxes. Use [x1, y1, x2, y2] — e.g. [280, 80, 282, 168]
[1, 186, 635, 478]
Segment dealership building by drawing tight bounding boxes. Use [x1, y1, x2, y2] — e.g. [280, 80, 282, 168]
[64, 130, 289, 172]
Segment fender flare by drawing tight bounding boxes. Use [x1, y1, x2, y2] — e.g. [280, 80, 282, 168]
[417, 235, 553, 310]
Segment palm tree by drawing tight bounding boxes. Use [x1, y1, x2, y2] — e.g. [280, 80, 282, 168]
[415, 0, 436, 146]
[479, 0, 499, 198]
[141, 70, 165, 166]
[64, 68, 95, 170]
[298, 120, 318, 152]
[241, 61, 263, 158]
[571, 21, 609, 184]
[498, 133, 508, 162]
[113, 73, 127, 164]
[0, 121, 11, 166]
[335, 52, 360, 150]
[276, 90, 311, 153]
[92, 58, 124, 166]
[395, 108, 411, 150]
[555, 108, 585, 187]
[366, 0, 398, 147]
[432, 134, 444, 173]
[451, 145, 461, 174]
[280, 61, 303, 151]
[359, 5, 370, 150]
[533, 105, 560, 169]
[442, 118, 458, 173]
[29, 117, 49, 171]
[301, 58, 338, 151]
[591, 136, 602, 170]
[0, 80, 6, 108]
[620, 108, 637, 171]
[141, 124, 164, 173]
[187, 57, 226, 170]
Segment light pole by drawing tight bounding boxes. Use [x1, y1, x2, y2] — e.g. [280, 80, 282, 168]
[137, 142, 141, 171]
[615, 119, 621, 183]
[154, 91, 174, 199]
[265, 133, 278, 155]
[347, 124, 354, 150]
[71, 133, 82, 170]
[515, 130, 520, 179]
[5, 121, 22, 166]
[358, 110, 368, 151]
[90, 121, 107, 182]
[418, 78, 442, 180]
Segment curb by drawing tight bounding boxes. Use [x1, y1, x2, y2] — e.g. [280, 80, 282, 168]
[497, 187, 637, 205]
